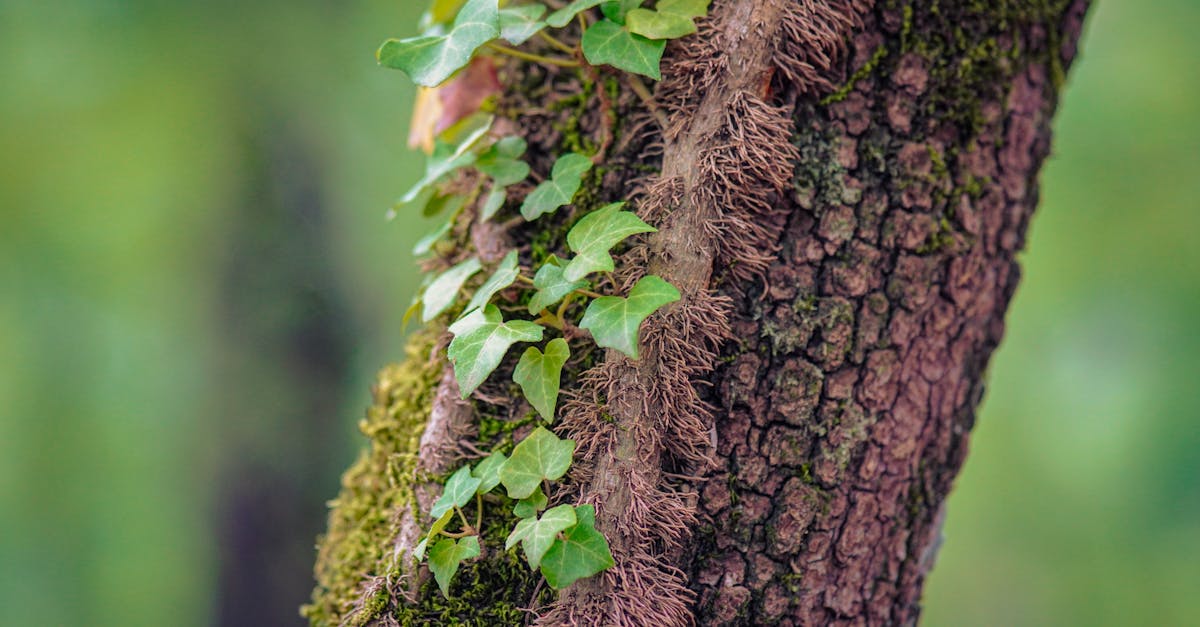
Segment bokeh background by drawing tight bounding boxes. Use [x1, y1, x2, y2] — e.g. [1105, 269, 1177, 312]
[0, 1, 1195, 625]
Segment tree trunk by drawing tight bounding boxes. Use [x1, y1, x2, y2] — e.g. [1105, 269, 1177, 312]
[305, 1, 1090, 625]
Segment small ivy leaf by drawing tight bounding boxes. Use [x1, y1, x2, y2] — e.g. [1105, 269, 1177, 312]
[378, 0, 501, 88]
[579, 275, 680, 358]
[499, 4, 547, 45]
[461, 250, 520, 316]
[471, 451, 508, 494]
[415, 508, 455, 561]
[447, 305, 544, 397]
[403, 274, 433, 329]
[527, 255, 588, 315]
[430, 465, 483, 519]
[422, 257, 483, 323]
[506, 503, 578, 570]
[563, 202, 656, 282]
[546, 0, 606, 28]
[539, 504, 615, 589]
[480, 187, 507, 221]
[514, 339, 570, 422]
[420, 0, 469, 31]
[428, 535, 481, 597]
[422, 190, 469, 218]
[398, 121, 492, 207]
[412, 218, 454, 256]
[499, 426, 575, 499]
[476, 136, 530, 186]
[600, 0, 643, 23]
[513, 486, 548, 518]
[520, 153, 594, 221]
[581, 19, 666, 80]
[625, 0, 708, 40]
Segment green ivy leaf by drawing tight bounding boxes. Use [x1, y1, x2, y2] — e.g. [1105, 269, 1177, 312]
[420, 0, 469, 30]
[461, 250, 520, 316]
[480, 187, 507, 221]
[513, 485, 548, 518]
[412, 217, 454, 256]
[579, 274, 679, 358]
[428, 535, 481, 597]
[378, 0, 501, 87]
[520, 153, 594, 221]
[397, 122, 491, 207]
[539, 504, 615, 589]
[506, 503, 577, 569]
[499, 4, 547, 45]
[499, 426, 575, 499]
[513, 338, 570, 422]
[546, 0, 606, 28]
[625, 0, 708, 40]
[423, 257, 483, 323]
[600, 0, 643, 23]
[527, 255, 588, 315]
[476, 136, 530, 185]
[447, 305, 544, 397]
[413, 509, 453, 561]
[471, 451, 508, 494]
[430, 465, 483, 519]
[581, 19, 665, 79]
[563, 202, 656, 281]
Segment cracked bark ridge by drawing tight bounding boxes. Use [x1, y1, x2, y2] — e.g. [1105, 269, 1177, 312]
[545, 1, 865, 625]
[687, 2, 1090, 625]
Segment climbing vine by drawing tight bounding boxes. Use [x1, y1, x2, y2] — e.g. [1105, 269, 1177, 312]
[380, 0, 709, 598]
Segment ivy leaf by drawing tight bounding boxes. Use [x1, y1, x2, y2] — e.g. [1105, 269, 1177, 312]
[412, 218, 454, 256]
[461, 250, 520, 316]
[579, 274, 680, 358]
[480, 187, 507, 221]
[513, 339, 570, 422]
[423, 257, 483, 323]
[581, 19, 666, 80]
[430, 465, 483, 519]
[513, 486, 548, 518]
[378, 0, 501, 87]
[398, 121, 491, 207]
[563, 202, 656, 281]
[499, 426, 575, 499]
[447, 305, 544, 397]
[601, 0, 643, 23]
[528, 255, 588, 315]
[476, 136, 530, 185]
[625, 0, 708, 40]
[414, 509, 455, 561]
[546, 0, 606, 28]
[520, 153, 594, 221]
[499, 4, 547, 45]
[428, 536, 481, 597]
[506, 504, 578, 569]
[539, 504, 615, 589]
[471, 451, 508, 494]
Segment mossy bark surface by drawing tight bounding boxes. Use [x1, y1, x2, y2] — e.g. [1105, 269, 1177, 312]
[307, 1, 1090, 624]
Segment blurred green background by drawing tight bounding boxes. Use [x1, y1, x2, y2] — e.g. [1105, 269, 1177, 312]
[0, 1, 1195, 625]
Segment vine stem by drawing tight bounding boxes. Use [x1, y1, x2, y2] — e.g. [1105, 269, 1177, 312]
[537, 31, 578, 56]
[626, 74, 668, 129]
[475, 493, 484, 533]
[487, 43, 580, 68]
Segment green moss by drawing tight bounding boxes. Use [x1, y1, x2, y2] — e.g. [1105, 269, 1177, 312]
[821, 43, 888, 106]
[303, 329, 445, 626]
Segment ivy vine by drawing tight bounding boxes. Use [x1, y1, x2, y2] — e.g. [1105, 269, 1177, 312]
[381, 0, 708, 598]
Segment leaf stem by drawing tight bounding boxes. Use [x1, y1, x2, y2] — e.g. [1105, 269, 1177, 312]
[454, 506, 473, 533]
[487, 43, 580, 68]
[475, 493, 484, 532]
[537, 31, 578, 56]
[626, 75, 668, 128]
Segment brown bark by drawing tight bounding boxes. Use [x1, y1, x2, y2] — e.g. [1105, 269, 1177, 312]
[307, 1, 1090, 624]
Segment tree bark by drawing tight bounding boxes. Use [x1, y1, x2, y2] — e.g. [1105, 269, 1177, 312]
[305, 1, 1090, 625]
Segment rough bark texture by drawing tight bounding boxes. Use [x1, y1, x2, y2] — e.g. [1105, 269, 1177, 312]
[306, 1, 1090, 625]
